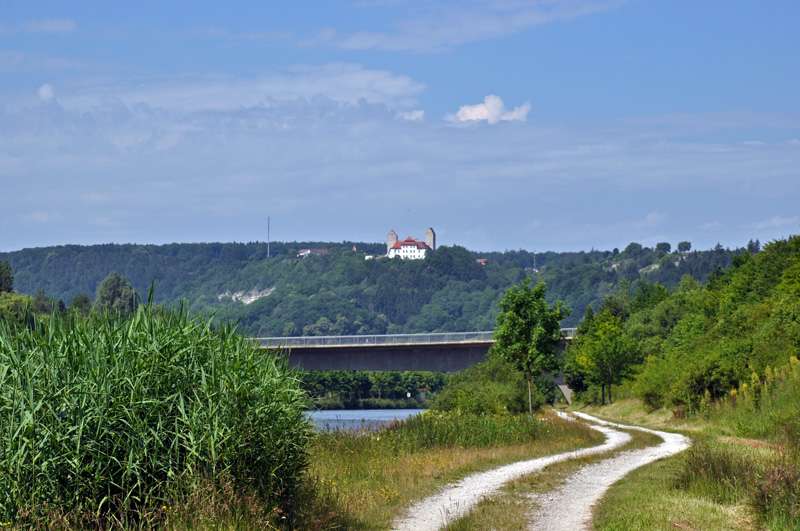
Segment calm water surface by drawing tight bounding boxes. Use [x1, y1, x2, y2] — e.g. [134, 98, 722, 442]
[306, 409, 425, 431]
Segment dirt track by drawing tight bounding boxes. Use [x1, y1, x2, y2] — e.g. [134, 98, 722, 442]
[391, 412, 690, 531]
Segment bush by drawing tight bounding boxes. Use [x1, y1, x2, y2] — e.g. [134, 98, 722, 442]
[430, 357, 530, 414]
[0, 301, 312, 526]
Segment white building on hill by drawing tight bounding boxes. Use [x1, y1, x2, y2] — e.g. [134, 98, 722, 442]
[387, 228, 436, 259]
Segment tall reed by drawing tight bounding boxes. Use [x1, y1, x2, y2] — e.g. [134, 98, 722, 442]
[0, 299, 312, 526]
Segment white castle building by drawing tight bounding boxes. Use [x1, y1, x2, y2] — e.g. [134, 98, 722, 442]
[387, 228, 436, 259]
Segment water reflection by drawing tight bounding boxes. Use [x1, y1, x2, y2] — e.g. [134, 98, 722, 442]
[306, 408, 425, 432]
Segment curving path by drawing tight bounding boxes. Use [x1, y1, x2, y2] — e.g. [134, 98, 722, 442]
[527, 412, 690, 530]
[390, 412, 690, 531]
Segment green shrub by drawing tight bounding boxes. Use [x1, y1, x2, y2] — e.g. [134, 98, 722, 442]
[0, 301, 312, 526]
[430, 357, 530, 414]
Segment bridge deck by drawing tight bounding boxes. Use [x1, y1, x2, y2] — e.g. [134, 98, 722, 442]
[257, 329, 575, 349]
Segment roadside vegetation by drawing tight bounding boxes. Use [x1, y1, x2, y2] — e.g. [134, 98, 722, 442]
[565, 235, 800, 530]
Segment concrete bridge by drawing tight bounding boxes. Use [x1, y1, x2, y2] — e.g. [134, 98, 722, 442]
[258, 329, 576, 403]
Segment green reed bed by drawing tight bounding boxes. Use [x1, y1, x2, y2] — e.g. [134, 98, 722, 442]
[383, 410, 575, 451]
[0, 301, 312, 528]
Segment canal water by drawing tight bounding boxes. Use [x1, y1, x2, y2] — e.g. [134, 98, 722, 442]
[306, 408, 425, 432]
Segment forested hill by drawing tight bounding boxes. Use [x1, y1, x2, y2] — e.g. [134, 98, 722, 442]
[1, 240, 753, 334]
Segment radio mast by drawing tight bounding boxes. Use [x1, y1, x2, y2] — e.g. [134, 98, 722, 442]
[267, 216, 270, 258]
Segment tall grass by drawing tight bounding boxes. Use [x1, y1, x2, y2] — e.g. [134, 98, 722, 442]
[0, 299, 312, 527]
[384, 410, 566, 451]
[679, 365, 800, 528]
[590, 361, 800, 530]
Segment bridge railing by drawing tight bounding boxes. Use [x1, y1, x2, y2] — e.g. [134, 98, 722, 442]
[258, 328, 576, 348]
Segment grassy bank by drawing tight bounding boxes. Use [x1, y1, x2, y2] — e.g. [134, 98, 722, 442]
[581, 365, 800, 531]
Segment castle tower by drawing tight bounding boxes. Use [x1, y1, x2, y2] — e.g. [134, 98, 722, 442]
[387, 230, 398, 254]
[425, 227, 436, 251]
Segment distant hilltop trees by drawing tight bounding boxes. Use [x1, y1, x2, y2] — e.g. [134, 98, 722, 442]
[0, 238, 758, 334]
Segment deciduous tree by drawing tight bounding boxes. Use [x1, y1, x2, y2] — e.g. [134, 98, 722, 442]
[656, 242, 672, 254]
[569, 310, 638, 404]
[92, 271, 136, 316]
[491, 278, 570, 414]
[69, 293, 92, 317]
[0, 260, 13, 293]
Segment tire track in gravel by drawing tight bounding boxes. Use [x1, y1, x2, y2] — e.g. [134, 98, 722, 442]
[390, 412, 689, 531]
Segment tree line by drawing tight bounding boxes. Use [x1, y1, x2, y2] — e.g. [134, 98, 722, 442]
[559, 235, 797, 412]
[1, 239, 750, 335]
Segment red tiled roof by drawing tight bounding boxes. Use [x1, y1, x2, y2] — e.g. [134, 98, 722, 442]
[390, 237, 431, 250]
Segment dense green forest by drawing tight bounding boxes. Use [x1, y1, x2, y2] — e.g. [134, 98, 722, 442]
[565, 235, 799, 411]
[0, 239, 752, 334]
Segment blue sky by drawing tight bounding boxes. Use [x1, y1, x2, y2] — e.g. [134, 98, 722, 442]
[1, 0, 799, 253]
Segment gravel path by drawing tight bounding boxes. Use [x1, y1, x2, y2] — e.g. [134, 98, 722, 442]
[527, 412, 690, 530]
[390, 412, 690, 531]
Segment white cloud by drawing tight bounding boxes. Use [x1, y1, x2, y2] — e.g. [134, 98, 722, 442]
[401, 110, 424, 121]
[29, 211, 55, 223]
[21, 19, 77, 34]
[38, 83, 55, 102]
[448, 95, 530, 124]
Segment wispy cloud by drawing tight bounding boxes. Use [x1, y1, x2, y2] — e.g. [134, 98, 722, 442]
[1, 97, 797, 252]
[401, 110, 425, 121]
[62, 63, 425, 112]
[752, 216, 799, 230]
[21, 18, 77, 34]
[633, 212, 667, 229]
[446, 95, 530, 124]
[0, 50, 91, 73]
[329, 0, 632, 53]
[38, 84, 55, 102]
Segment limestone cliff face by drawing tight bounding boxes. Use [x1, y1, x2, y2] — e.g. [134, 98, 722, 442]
[217, 287, 275, 305]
